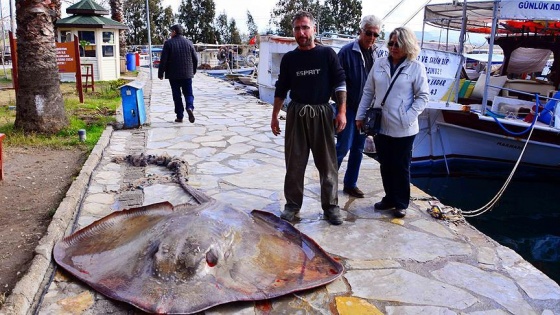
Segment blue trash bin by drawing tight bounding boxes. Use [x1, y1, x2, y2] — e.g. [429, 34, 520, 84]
[119, 81, 146, 128]
[126, 53, 136, 71]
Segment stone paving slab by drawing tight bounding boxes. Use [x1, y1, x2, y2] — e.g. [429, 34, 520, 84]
[2, 69, 559, 315]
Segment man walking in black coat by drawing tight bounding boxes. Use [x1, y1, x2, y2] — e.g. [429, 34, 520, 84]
[158, 24, 198, 123]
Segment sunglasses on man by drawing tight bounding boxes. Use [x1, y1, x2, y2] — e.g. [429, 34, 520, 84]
[363, 30, 380, 38]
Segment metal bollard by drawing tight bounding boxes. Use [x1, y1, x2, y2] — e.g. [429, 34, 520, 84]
[78, 129, 86, 142]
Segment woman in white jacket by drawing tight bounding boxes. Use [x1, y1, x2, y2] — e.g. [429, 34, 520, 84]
[356, 27, 429, 218]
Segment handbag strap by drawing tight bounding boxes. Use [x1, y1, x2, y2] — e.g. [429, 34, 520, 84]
[380, 66, 404, 106]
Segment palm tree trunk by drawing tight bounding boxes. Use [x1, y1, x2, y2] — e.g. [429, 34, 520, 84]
[110, 0, 128, 57]
[15, 0, 68, 133]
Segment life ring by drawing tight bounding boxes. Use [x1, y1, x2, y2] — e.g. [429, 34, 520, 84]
[246, 54, 256, 67]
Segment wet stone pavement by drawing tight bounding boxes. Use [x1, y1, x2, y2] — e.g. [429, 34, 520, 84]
[3, 69, 560, 315]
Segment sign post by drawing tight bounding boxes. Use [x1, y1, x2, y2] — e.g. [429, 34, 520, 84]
[8, 31, 17, 92]
[56, 35, 83, 103]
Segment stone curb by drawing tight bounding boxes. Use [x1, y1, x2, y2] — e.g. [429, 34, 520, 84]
[0, 126, 114, 315]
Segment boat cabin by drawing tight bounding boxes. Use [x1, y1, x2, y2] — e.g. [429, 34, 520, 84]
[403, 0, 560, 178]
[257, 34, 354, 105]
[424, 0, 560, 110]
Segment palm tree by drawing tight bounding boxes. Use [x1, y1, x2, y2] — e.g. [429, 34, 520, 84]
[15, 0, 68, 133]
[110, 0, 127, 57]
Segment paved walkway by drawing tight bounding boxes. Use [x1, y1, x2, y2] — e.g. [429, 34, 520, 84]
[2, 69, 560, 314]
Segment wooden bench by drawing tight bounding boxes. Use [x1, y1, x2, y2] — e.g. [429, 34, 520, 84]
[0, 133, 5, 180]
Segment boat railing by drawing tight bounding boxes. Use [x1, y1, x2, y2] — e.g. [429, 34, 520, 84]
[493, 85, 557, 101]
[488, 84, 560, 128]
[317, 32, 355, 39]
[500, 80, 556, 99]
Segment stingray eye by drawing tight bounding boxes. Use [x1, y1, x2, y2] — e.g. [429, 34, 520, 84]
[206, 248, 218, 267]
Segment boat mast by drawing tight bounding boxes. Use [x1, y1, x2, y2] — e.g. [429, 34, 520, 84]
[481, 0, 500, 115]
[402, 0, 432, 27]
[457, 0, 467, 56]
[382, 0, 408, 21]
[450, 0, 468, 103]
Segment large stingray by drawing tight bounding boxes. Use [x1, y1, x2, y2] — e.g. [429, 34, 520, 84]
[54, 155, 343, 314]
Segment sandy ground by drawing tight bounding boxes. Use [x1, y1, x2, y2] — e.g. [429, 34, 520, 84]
[0, 146, 85, 301]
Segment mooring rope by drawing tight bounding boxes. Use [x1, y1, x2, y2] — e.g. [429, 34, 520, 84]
[460, 94, 540, 217]
[114, 153, 210, 205]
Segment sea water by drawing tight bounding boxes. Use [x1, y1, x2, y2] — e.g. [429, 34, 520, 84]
[412, 175, 560, 285]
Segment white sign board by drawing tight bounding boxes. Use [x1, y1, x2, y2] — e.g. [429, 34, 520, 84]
[499, 0, 560, 20]
[376, 47, 463, 101]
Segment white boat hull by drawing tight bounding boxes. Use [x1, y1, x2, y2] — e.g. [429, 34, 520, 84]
[256, 35, 353, 106]
[204, 67, 254, 77]
[413, 107, 560, 176]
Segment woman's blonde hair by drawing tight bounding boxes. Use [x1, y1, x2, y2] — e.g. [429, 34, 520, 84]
[388, 27, 420, 60]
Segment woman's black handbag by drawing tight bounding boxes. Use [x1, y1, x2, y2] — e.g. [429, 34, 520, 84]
[361, 67, 404, 136]
[363, 107, 382, 136]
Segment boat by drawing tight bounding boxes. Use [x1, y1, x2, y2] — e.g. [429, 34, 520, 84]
[134, 46, 163, 68]
[237, 73, 258, 87]
[411, 0, 560, 178]
[464, 53, 504, 80]
[204, 67, 254, 78]
[257, 34, 354, 106]
[257, 5, 560, 177]
[196, 43, 258, 79]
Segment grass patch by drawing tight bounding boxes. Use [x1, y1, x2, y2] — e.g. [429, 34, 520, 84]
[47, 207, 58, 218]
[0, 68, 12, 84]
[0, 78, 131, 152]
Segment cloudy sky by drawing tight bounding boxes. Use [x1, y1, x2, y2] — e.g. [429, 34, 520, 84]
[162, 0, 441, 34]
[40, 0, 466, 41]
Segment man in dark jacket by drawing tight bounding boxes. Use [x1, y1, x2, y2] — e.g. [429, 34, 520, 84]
[158, 24, 198, 123]
[336, 15, 382, 198]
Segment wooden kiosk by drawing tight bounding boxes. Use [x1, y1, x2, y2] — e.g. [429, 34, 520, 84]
[55, 0, 127, 82]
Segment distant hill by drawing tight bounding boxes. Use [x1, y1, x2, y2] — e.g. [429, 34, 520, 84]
[415, 29, 488, 46]
[409, 29, 496, 54]
[414, 30, 488, 45]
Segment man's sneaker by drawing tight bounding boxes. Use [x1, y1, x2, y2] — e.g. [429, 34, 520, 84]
[343, 186, 365, 198]
[393, 208, 407, 218]
[280, 208, 299, 222]
[186, 109, 195, 123]
[374, 201, 395, 211]
[324, 207, 343, 225]
[174, 118, 183, 123]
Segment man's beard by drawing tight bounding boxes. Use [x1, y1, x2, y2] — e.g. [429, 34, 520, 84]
[297, 36, 314, 47]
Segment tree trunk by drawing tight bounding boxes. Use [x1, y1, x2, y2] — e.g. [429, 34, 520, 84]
[15, 0, 68, 134]
[51, 0, 61, 21]
[110, 0, 127, 57]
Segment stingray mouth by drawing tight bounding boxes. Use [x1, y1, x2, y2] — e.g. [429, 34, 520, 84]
[152, 235, 224, 282]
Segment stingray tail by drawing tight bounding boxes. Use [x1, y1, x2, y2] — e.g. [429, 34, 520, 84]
[116, 153, 211, 205]
[177, 176, 211, 204]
